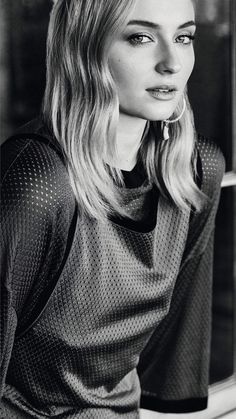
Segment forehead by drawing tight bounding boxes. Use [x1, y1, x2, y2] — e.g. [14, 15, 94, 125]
[129, 0, 195, 26]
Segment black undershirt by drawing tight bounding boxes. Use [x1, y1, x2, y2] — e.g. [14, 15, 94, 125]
[111, 153, 202, 233]
[110, 160, 159, 233]
[121, 160, 147, 189]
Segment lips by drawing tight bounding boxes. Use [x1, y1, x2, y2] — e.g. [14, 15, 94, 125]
[147, 85, 177, 93]
[146, 86, 177, 101]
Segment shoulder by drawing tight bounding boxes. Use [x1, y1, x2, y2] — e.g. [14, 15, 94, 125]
[1, 118, 75, 218]
[182, 136, 225, 258]
[1, 117, 64, 179]
[196, 134, 225, 198]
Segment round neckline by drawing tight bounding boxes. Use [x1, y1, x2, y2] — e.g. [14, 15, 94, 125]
[121, 159, 147, 189]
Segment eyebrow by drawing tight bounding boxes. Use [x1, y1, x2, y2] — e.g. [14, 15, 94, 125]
[127, 20, 196, 30]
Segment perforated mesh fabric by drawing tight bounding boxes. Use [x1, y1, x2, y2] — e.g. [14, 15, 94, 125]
[1, 126, 225, 418]
[138, 136, 225, 412]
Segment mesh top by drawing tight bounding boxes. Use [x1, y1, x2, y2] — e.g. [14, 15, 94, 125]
[0, 121, 225, 418]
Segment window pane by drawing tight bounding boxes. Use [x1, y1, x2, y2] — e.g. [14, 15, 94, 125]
[188, 0, 233, 171]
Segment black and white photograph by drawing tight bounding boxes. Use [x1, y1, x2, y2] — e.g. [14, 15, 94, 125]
[0, 0, 235, 418]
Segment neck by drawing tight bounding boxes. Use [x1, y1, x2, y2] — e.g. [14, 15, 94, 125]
[111, 113, 148, 171]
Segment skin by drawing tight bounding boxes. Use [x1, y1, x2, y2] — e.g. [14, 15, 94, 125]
[107, 0, 196, 170]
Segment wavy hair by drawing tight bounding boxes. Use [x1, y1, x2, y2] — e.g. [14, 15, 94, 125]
[43, 0, 205, 220]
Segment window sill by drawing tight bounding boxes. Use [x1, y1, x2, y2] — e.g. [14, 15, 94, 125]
[221, 171, 236, 187]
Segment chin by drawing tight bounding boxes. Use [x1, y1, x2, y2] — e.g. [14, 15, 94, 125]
[136, 109, 176, 122]
[121, 101, 179, 122]
[130, 100, 179, 122]
[144, 96, 183, 121]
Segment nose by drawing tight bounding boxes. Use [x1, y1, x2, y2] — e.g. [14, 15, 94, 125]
[155, 44, 182, 74]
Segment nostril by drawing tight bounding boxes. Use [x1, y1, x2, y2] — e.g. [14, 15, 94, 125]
[155, 61, 182, 74]
[154, 47, 182, 74]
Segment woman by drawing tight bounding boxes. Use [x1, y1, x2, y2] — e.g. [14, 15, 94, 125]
[0, 0, 225, 417]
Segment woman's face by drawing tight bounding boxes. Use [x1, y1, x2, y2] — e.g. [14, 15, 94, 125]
[108, 0, 196, 121]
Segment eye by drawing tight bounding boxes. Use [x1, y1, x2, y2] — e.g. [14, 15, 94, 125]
[175, 34, 195, 45]
[128, 34, 154, 46]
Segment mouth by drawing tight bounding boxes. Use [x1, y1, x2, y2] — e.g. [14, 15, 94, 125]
[146, 85, 177, 100]
[147, 85, 177, 92]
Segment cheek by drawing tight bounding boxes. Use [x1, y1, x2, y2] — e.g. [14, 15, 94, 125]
[181, 50, 195, 83]
[109, 54, 140, 91]
[187, 49, 195, 74]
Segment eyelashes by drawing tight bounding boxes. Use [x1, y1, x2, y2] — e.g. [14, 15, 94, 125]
[176, 34, 195, 44]
[127, 33, 196, 46]
[128, 34, 153, 45]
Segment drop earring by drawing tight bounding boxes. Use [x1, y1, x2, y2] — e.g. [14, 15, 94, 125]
[161, 98, 186, 141]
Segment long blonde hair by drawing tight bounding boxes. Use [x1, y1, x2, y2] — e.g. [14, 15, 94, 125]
[43, 0, 204, 220]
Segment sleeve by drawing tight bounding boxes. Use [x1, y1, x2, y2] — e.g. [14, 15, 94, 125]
[137, 138, 225, 413]
[0, 136, 76, 400]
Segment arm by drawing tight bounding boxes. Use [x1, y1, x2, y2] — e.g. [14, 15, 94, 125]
[0, 135, 76, 399]
[138, 137, 225, 413]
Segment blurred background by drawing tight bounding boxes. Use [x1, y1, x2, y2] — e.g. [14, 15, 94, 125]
[0, 0, 235, 394]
